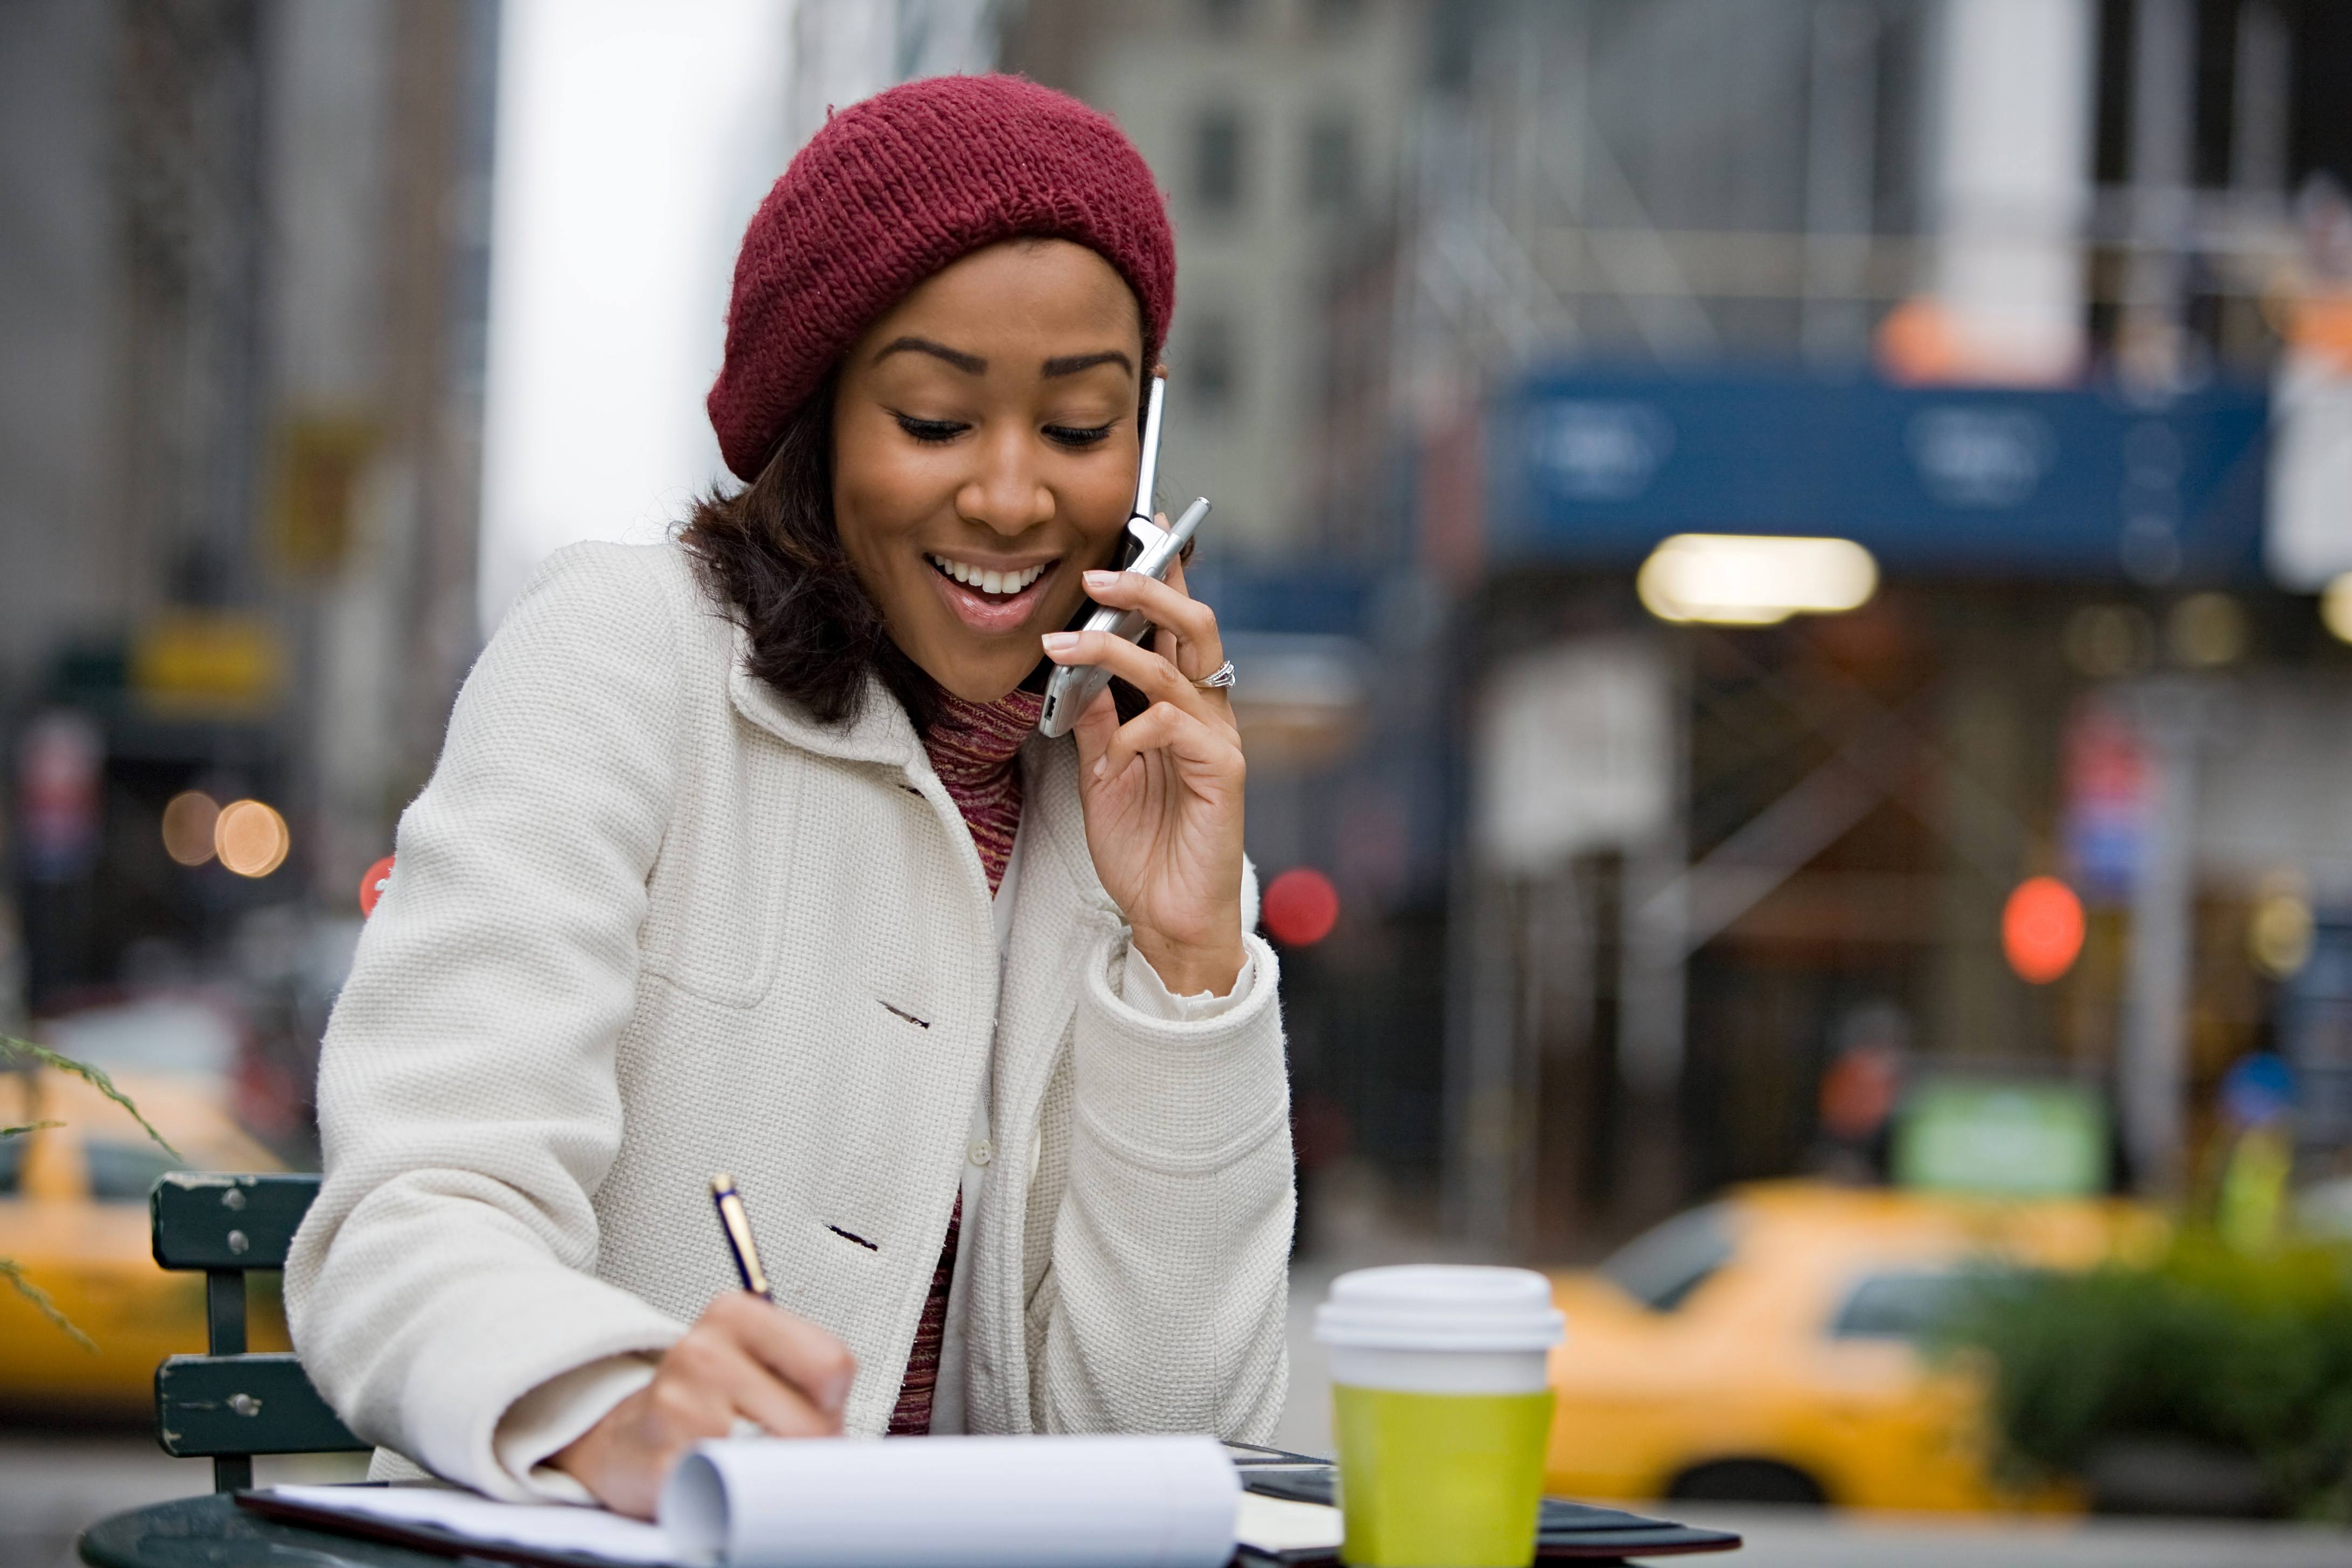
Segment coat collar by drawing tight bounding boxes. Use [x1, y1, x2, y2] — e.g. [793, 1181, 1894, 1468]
[724, 625, 920, 769]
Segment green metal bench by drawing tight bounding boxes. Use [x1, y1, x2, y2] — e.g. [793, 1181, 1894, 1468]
[150, 1171, 369, 1492]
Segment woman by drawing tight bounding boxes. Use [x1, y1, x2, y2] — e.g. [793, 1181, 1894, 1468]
[286, 75, 1292, 1519]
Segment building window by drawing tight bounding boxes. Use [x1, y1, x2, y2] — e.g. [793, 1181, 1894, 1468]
[1305, 112, 1357, 214]
[1194, 106, 1246, 216]
[1189, 314, 1239, 418]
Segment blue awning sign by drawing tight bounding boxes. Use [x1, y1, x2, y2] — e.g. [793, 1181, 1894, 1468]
[1495, 369, 2271, 584]
[1904, 406, 2055, 509]
[1534, 400, 1676, 501]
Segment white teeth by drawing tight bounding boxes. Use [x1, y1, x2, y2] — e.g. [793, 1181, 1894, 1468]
[928, 554, 1051, 594]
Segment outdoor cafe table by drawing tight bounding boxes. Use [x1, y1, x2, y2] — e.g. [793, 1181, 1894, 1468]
[77, 1490, 1704, 1568]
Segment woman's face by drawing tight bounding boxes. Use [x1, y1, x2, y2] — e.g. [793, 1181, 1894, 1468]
[832, 238, 1146, 705]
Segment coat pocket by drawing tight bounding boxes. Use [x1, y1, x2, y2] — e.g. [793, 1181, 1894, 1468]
[635, 752, 803, 1009]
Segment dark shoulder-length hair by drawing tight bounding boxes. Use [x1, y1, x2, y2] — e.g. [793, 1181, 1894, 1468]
[678, 376, 953, 730]
[680, 374, 1146, 736]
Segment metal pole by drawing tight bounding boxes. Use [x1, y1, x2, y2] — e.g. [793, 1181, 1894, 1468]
[1619, 636, 1688, 1096]
[2123, 0, 2195, 387]
[2122, 681, 2204, 1194]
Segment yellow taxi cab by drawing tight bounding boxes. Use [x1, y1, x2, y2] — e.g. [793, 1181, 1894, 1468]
[0, 1063, 290, 1417]
[1544, 1180, 2161, 1512]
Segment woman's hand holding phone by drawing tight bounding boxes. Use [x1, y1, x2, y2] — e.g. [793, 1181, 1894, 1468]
[1041, 548, 1247, 999]
[550, 1292, 856, 1519]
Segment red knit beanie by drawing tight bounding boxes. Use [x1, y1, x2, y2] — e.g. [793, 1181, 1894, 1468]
[708, 74, 1177, 483]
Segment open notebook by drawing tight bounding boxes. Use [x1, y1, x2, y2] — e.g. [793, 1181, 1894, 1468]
[239, 1437, 1739, 1567]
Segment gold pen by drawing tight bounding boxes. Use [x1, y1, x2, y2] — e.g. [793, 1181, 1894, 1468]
[709, 1173, 773, 1301]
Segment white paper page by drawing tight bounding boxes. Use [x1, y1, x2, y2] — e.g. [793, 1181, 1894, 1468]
[260, 1485, 680, 1565]
[660, 1434, 1238, 1568]
[1235, 1493, 1345, 1555]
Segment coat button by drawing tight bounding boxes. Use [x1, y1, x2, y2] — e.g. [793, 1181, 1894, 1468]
[968, 1139, 994, 1167]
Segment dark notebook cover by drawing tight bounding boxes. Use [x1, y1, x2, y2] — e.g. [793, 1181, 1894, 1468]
[1226, 1446, 1740, 1563]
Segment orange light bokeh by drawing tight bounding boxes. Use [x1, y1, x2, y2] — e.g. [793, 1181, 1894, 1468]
[2003, 876, 2085, 985]
[214, 799, 290, 878]
[161, 790, 220, 866]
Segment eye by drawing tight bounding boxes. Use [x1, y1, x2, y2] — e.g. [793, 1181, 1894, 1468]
[1043, 422, 1114, 450]
[893, 412, 967, 444]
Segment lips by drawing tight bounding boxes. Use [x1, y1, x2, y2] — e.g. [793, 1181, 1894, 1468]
[925, 552, 1059, 633]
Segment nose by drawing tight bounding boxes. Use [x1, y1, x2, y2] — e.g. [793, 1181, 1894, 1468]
[955, 424, 1054, 539]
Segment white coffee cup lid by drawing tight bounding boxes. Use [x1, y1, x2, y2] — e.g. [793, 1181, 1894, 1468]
[1313, 1264, 1565, 1352]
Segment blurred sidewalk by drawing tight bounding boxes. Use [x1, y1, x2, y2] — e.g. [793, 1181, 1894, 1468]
[1667, 1504, 2352, 1567]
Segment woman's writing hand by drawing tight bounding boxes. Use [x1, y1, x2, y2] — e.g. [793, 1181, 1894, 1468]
[551, 1292, 855, 1519]
[1042, 552, 1247, 997]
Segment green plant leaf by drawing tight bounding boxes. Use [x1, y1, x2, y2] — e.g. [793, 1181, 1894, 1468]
[2, 1037, 180, 1160]
[1, 1121, 65, 1139]
[1943, 1231, 2352, 1519]
[0, 1259, 98, 1353]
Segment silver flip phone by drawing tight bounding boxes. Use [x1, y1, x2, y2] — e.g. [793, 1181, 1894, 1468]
[1038, 374, 1211, 739]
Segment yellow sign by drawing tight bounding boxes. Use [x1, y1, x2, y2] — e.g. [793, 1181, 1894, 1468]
[130, 613, 286, 717]
[270, 414, 378, 576]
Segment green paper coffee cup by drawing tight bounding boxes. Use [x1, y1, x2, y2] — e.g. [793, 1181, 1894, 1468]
[1314, 1265, 1565, 1568]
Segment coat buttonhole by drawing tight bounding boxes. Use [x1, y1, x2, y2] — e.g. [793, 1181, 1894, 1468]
[879, 999, 932, 1029]
[827, 1224, 879, 1251]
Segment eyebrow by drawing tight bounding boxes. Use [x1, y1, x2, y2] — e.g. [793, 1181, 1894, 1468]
[873, 336, 985, 374]
[1041, 349, 1135, 378]
[872, 337, 1136, 381]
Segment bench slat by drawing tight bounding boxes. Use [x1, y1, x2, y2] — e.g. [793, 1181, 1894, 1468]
[155, 1353, 368, 1457]
[151, 1172, 320, 1270]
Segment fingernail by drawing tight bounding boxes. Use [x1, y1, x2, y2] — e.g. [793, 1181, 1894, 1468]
[1092, 757, 1106, 779]
[1042, 632, 1078, 653]
[1083, 569, 1117, 587]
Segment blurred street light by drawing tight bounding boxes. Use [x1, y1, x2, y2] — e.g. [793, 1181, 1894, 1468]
[2001, 876, 2085, 985]
[1635, 534, 1877, 626]
[214, 801, 290, 879]
[2320, 572, 2352, 643]
[2163, 593, 2247, 668]
[1264, 867, 1340, 948]
[160, 792, 221, 867]
[359, 855, 396, 919]
[2249, 877, 2315, 980]
[2063, 604, 2157, 678]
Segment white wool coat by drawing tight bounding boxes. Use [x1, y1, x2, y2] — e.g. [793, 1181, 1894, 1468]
[284, 541, 1294, 1498]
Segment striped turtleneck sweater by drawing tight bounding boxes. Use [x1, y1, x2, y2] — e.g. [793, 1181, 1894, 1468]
[886, 683, 1045, 1435]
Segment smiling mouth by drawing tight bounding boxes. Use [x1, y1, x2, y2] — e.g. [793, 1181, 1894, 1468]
[926, 553, 1054, 600]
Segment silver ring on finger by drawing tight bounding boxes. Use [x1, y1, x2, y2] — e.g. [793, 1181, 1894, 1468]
[1192, 659, 1236, 691]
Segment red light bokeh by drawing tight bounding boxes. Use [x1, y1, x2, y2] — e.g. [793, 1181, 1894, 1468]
[359, 853, 396, 918]
[2003, 875, 2084, 984]
[1264, 866, 1340, 947]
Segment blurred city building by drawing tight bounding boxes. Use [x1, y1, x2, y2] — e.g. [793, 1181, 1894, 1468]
[5, 0, 2352, 1264]
[474, 0, 993, 629]
[1, 0, 496, 1133]
[1009, 0, 1423, 561]
[1027, 0, 2352, 1259]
